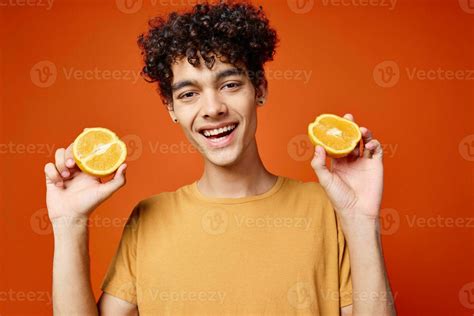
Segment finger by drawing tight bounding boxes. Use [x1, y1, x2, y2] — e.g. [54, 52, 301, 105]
[347, 142, 360, 159]
[64, 143, 76, 169]
[343, 113, 354, 122]
[62, 144, 81, 179]
[44, 162, 64, 188]
[97, 163, 127, 199]
[343, 114, 358, 159]
[311, 146, 333, 188]
[54, 148, 70, 178]
[364, 139, 383, 159]
[360, 127, 373, 144]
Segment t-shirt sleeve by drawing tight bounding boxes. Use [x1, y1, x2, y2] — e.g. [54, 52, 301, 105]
[336, 214, 353, 308]
[100, 202, 141, 305]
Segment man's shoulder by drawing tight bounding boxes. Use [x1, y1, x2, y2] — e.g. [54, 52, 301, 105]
[282, 176, 336, 226]
[133, 181, 195, 212]
[282, 176, 328, 197]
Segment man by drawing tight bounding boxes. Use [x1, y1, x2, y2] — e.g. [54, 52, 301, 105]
[45, 2, 396, 315]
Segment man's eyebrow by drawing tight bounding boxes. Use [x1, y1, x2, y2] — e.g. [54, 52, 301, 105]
[215, 67, 245, 81]
[171, 80, 197, 93]
[171, 67, 245, 93]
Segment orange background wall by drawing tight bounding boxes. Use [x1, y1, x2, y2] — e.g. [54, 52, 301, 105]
[1, 0, 473, 314]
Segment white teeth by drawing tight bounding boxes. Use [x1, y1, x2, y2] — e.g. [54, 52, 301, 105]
[203, 124, 236, 137]
[209, 135, 228, 142]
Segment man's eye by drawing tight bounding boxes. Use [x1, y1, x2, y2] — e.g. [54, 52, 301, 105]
[179, 92, 196, 99]
[222, 82, 241, 90]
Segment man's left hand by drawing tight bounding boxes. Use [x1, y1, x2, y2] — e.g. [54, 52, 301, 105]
[311, 113, 384, 223]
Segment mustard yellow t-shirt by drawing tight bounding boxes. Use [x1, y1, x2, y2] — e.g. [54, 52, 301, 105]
[100, 176, 352, 315]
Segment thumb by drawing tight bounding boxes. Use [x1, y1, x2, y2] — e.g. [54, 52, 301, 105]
[310, 146, 332, 188]
[98, 163, 127, 198]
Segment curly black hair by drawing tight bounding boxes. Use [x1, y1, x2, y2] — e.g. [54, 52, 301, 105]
[137, 0, 278, 108]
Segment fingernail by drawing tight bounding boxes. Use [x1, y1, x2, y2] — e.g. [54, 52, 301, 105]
[66, 159, 74, 167]
[61, 171, 69, 177]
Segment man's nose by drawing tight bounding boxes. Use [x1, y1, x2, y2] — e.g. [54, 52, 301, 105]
[201, 91, 228, 119]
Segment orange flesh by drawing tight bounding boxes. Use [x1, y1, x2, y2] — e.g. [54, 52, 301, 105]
[75, 131, 115, 159]
[312, 116, 359, 150]
[83, 142, 123, 170]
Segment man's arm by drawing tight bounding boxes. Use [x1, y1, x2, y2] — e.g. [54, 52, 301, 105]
[52, 217, 99, 315]
[340, 217, 396, 315]
[97, 293, 138, 316]
[52, 217, 138, 315]
[310, 113, 396, 315]
[341, 304, 353, 316]
[45, 143, 129, 315]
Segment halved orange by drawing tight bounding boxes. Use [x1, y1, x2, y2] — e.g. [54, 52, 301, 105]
[307, 114, 361, 158]
[72, 127, 127, 177]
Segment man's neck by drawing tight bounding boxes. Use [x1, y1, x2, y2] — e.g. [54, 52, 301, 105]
[197, 139, 277, 198]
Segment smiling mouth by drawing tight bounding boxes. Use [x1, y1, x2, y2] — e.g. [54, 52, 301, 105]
[198, 123, 239, 143]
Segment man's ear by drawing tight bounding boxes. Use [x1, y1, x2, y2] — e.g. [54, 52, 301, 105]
[255, 81, 268, 106]
[167, 103, 179, 123]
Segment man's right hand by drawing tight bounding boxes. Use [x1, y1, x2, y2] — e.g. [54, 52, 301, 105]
[44, 143, 127, 222]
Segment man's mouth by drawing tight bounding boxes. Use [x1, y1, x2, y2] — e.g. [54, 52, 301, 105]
[198, 123, 239, 147]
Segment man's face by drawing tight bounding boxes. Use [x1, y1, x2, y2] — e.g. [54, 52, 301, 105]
[169, 56, 264, 167]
